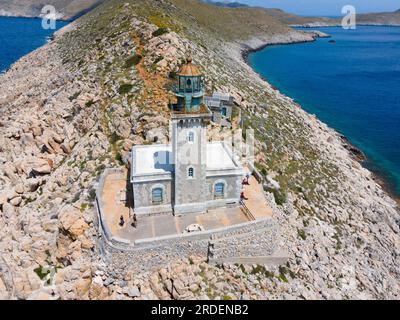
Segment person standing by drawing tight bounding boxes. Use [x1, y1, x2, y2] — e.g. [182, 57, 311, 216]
[119, 215, 125, 227]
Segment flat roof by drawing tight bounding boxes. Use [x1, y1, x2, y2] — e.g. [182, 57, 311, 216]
[206, 142, 238, 169]
[132, 144, 173, 175]
[132, 142, 240, 176]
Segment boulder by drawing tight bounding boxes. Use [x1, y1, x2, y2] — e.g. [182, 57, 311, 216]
[0, 193, 7, 207]
[145, 127, 167, 144]
[27, 178, 40, 192]
[10, 196, 22, 207]
[59, 207, 89, 239]
[23, 157, 53, 175]
[123, 285, 140, 298]
[14, 184, 25, 194]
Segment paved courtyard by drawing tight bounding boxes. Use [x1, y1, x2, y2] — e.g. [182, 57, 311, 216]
[242, 174, 274, 219]
[100, 168, 273, 242]
[117, 206, 249, 241]
[100, 170, 131, 235]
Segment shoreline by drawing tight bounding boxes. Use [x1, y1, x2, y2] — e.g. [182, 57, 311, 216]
[0, 13, 73, 22]
[240, 34, 400, 205]
[291, 23, 400, 28]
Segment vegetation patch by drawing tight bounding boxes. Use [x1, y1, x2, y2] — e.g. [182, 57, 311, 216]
[118, 83, 134, 95]
[297, 228, 307, 240]
[80, 203, 89, 212]
[125, 54, 142, 68]
[68, 91, 81, 101]
[85, 99, 95, 108]
[110, 131, 122, 145]
[152, 27, 169, 37]
[168, 70, 177, 80]
[265, 187, 287, 206]
[115, 152, 123, 164]
[34, 266, 51, 280]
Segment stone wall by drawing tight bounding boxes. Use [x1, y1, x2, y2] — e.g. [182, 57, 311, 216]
[97, 211, 280, 272]
[132, 179, 173, 215]
[95, 168, 124, 240]
[96, 168, 281, 273]
[205, 174, 241, 209]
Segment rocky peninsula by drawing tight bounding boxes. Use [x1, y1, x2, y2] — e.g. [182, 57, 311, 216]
[0, 0, 399, 300]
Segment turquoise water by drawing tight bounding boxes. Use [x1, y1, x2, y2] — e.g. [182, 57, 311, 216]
[249, 26, 400, 196]
[0, 16, 67, 72]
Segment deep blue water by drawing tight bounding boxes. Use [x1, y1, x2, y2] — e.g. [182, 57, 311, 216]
[249, 26, 400, 196]
[0, 16, 67, 72]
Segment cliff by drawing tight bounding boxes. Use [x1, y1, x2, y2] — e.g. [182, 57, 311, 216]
[0, 0, 399, 300]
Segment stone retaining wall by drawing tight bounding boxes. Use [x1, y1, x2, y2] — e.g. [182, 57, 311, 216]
[96, 169, 281, 273]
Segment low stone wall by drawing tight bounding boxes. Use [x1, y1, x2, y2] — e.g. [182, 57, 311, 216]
[95, 168, 126, 242]
[98, 217, 280, 272]
[247, 161, 264, 184]
[96, 169, 282, 273]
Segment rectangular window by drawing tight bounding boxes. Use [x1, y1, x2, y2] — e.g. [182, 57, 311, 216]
[188, 131, 194, 142]
[152, 188, 163, 205]
[214, 183, 224, 198]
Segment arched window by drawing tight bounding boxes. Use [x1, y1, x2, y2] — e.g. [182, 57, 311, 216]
[179, 77, 185, 91]
[187, 131, 195, 142]
[186, 78, 192, 90]
[214, 182, 225, 199]
[188, 167, 194, 178]
[152, 188, 163, 205]
[221, 107, 227, 117]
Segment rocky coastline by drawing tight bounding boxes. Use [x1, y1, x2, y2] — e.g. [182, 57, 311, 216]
[240, 31, 400, 205]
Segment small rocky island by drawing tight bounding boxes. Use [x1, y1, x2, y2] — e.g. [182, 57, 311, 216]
[0, 0, 399, 300]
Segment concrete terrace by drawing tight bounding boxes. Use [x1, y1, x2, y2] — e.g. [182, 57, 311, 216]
[99, 168, 273, 242]
[117, 207, 250, 241]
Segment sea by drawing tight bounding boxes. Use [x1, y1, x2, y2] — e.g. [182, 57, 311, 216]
[0, 16, 67, 73]
[248, 26, 400, 197]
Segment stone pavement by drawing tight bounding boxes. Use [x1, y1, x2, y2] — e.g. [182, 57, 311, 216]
[242, 174, 273, 219]
[101, 170, 131, 235]
[99, 169, 273, 242]
[117, 206, 250, 241]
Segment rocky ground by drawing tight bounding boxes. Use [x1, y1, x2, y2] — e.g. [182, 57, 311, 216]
[0, 0, 399, 300]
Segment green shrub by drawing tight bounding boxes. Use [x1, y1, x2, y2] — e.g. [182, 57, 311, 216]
[265, 187, 287, 206]
[297, 228, 307, 240]
[110, 131, 122, 144]
[168, 71, 177, 79]
[115, 152, 123, 164]
[34, 266, 50, 280]
[85, 99, 95, 107]
[125, 54, 142, 68]
[68, 91, 81, 101]
[118, 84, 133, 95]
[152, 27, 169, 37]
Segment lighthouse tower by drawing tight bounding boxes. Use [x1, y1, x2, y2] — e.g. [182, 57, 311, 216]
[171, 58, 212, 214]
